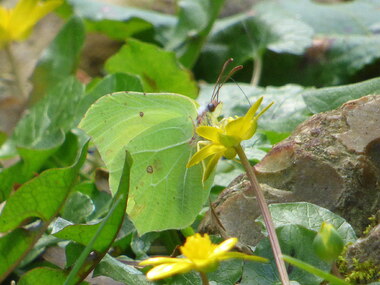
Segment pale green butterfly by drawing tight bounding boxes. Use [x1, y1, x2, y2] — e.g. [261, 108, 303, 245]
[79, 59, 242, 235]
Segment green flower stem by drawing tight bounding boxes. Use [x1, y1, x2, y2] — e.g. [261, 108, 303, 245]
[235, 144, 290, 285]
[199, 272, 209, 285]
[5, 43, 26, 99]
[251, 54, 263, 86]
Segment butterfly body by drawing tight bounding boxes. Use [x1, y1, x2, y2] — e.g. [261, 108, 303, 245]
[196, 58, 242, 126]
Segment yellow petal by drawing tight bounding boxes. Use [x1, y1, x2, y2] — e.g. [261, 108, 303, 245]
[211, 238, 238, 257]
[217, 252, 269, 263]
[7, 0, 62, 41]
[0, 8, 11, 46]
[224, 117, 247, 140]
[186, 143, 225, 168]
[240, 101, 273, 140]
[0, 7, 10, 26]
[256, 101, 274, 119]
[181, 233, 216, 260]
[203, 152, 223, 182]
[196, 126, 222, 142]
[225, 99, 273, 141]
[146, 262, 194, 280]
[243, 97, 264, 122]
[139, 257, 182, 266]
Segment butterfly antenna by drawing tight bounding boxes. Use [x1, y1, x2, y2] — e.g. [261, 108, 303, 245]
[230, 77, 251, 106]
[211, 58, 235, 101]
[214, 64, 244, 100]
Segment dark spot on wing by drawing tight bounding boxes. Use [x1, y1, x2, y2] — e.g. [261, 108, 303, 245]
[139, 111, 144, 117]
[146, 165, 153, 174]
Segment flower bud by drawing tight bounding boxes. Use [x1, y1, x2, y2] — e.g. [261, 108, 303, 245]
[313, 222, 344, 262]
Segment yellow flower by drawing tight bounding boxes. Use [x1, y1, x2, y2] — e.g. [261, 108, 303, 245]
[0, 0, 62, 48]
[187, 97, 273, 182]
[139, 233, 267, 280]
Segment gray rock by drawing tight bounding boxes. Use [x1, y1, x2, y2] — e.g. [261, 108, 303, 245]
[346, 222, 380, 267]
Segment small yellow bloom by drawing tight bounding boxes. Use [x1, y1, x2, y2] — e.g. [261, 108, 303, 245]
[187, 97, 273, 182]
[0, 0, 62, 48]
[139, 233, 267, 281]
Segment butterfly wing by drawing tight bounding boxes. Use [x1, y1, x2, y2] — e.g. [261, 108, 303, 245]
[79, 92, 212, 234]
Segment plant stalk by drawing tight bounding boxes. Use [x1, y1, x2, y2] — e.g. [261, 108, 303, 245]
[235, 144, 290, 285]
[199, 272, 209, 285]
[251, 55, 263, 87]
[5, 43, 26, 99]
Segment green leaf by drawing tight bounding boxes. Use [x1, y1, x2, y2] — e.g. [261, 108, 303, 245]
[44, 131, 87, 169]
[0, 76, 87, 201]
[65, 242, 86, 269]
[268, 0, 380, 35]
[208, 259, 244, 285]
[66, 0, 175, 42]
[0, 142, 88, 233]
[61, 192, 95, 223]
[303, 77, 380, 113]
[0, 229, 37, 280]
[199, 0, 380, 86]
[0, 78, 84, 195]
[131, 232, 160, 260]
[166, 0, 225, 68]
[54, 152, 132, 254]
[13, 77, 85, 149]
[0, 76, 84, 153]
[79, 92, 211, 234]
[61, 152, 133, 285]
[93, 255, 150, 285]
[170, 271, 201, 284]
[0, 147, 58, 201]
[312, 35, 380, 84]
[259, 0, 380, 86]
[257, 202, 357, 244]
[196, 6, 313, 80]
[113, 218, 135, 251]
[214, 160, 244, 187]
[73, 182, 113, 221]
[0, 141, 87, 282]
[0, 77, 85, 200]
[30, 17, 85, 103]
[105, 39, 198, 98]
[18, 267, 89, 285]
[241, 225, 330, 285]
[85, 19, 153, 41]
[0, 131, 87, 202]
[19, 234, 60, 268]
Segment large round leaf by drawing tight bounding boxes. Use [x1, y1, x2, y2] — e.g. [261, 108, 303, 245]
[79, 92, 211, 234]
